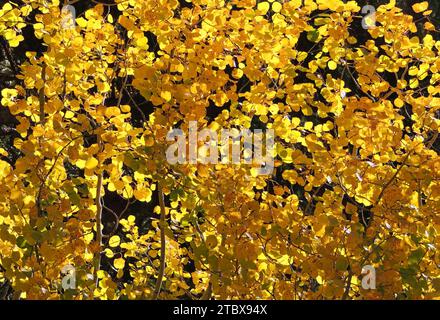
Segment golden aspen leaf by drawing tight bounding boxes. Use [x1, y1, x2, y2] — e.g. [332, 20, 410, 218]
[75, 159, 86, 169]
[328, 60, 337, 70]
[109, 235, 121, 248]
[424, 22, 435, 31]
[76, 17, 87, 28]
[260, 114, 268, 123]
[347, 36, 357, 44]
[255, 104, 267, 115]
[2, 3, 13, 11]
[160, 91, 172, 102]
[0, 148, 8, 157]
[133, 188, 152, 202]
[84, 231, 94, 244]
[394, 98, 404, 108]
[408, 66, 418, 76]
[13, 36, 24, 47]
[0, 0, 439, 302]
[274, 185, 284, 195]
[135, 36, 148, 49]
[105, 107, 121, 118]
[304, 121, 314, 130]
[257, 2, 270, 14]
[297, 51, 308, 62]
[114, 257, 125, 269]
[232, 68, 243, 79]
[269, 104, 279, 114]
[85, 157, 99, 170]
[322, 121, 334, 131]
[104, 248, 114, 258]
[197, 165, 209, 178]
[272, 2, 282, 13]
[144, 135, 155, 147]
[412, 2, 429, 13]
[410, 78, 419, 89]
[118, 15, 135, 30]
[250, 167, 260, 177]
[121, 105, 131, 113]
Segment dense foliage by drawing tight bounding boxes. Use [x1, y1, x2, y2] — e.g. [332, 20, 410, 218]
[0, 0, 439, 300]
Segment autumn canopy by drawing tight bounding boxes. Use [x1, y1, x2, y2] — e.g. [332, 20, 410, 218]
[0, 0, 439, 300]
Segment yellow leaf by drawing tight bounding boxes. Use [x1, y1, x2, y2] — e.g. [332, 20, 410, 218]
[0, 148, 8, 157]
[114, 257, 125, 269]
[76, 17, 87, 28]
[257, 1, 270, 14]
[121, 105, 131, 113]
[104, 248, 114, 258]
[424, 22, 435, 31]
[109, 235, 121, 248]
[160, 91, 172, 102]
[9, 35, 24, 48]
[272, 2, 282, 13]
[328, 60, 337, 70]
[85, 157, 99, 170]
[118, 15, 135, 30]
[76, 159, 86, 169]
[412, 2, 429, 13]
[105, 107, 121, 118]
[232, 68, 243, 79]
[133, 188, 152, 202]
[394, 98, 404, 108]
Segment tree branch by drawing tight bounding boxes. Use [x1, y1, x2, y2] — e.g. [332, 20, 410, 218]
[39, 62, 46, 125]
[93, 134, 104, 291]
[152, 184, 166, 300]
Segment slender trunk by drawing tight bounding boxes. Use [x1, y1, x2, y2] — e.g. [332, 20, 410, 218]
[93, 171, 103, 291]
[152, 185, 166, 300]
